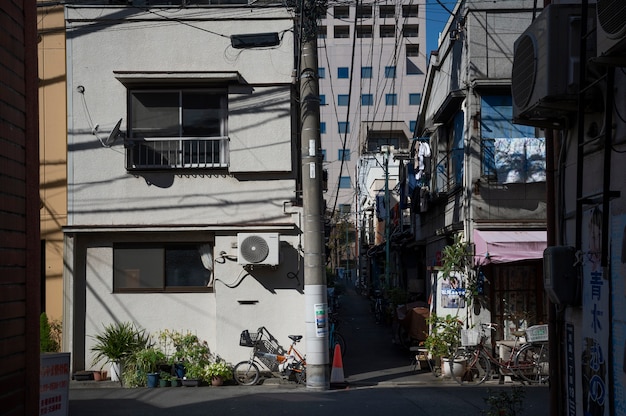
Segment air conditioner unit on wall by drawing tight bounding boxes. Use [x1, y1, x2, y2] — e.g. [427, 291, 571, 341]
[512, 4, 596, 128]
[596, 0, 626, 59]
[237, 233, 280, 266]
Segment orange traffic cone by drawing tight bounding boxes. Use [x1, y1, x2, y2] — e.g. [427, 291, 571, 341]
[330, 343, 346, 388]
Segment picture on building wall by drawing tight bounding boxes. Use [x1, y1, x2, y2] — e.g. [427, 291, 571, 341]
[441, 278, 465, 309]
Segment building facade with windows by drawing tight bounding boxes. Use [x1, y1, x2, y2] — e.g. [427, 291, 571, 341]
[317, 0, 426, 277]
[411, 0, 548, 337]
[63, 4, 303, 372]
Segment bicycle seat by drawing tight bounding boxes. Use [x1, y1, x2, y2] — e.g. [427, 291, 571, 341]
[511, 330, 526, 338]
[289, 335, 303, 342]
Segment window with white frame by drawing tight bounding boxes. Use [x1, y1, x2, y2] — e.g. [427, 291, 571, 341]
[126, 89, 228, 170]
[113, 243, 214, 292]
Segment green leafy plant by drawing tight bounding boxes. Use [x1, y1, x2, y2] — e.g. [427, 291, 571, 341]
[203, 358, 233, 380]
[40, 312, 60, 352]
[423, 313, 463, 358]
[482, 386, 526, 416]
[90, 322, 150, 369]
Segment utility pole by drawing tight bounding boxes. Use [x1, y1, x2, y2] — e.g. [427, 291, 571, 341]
[384, 146, 390, 289]
[299, 0, 329, 390]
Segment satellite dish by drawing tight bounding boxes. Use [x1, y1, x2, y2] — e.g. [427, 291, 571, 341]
[103, 118, 124, 147]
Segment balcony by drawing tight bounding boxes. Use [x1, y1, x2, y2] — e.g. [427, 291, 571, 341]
[126, 136, 229, 170]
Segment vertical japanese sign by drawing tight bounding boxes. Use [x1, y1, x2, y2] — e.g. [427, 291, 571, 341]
[314, 303, 327, 337]
[40, 352, 70, 416]
[581, 207, 609, 416]
[612, 214, 626, 416]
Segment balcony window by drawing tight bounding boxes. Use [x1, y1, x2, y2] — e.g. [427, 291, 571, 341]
[384, 66, 397, 78]
[361, 66, 373, 78]
[380, 25, 395, 38]
[114, 243, 214, 292]
[409, 93, 421, 105]
[338, 67, 350, 79]
[385, 94, 397, 106]
[402, 5, 418, 17]
[334, 25, 350, 38]
[339, 176, 351, 189]
[127, 89, 228, 170]
[334, 6, 349, 19]
[356, 25, 373, 38]
[356, 5, 372, 19]
[379, 5, 395, 18]
[361, 94, 374, 106]
[338, 94, 349, 106]
[403, 24, 419, 37]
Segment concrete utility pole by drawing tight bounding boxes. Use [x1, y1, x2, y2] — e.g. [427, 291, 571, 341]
[299, 0, 329, 390]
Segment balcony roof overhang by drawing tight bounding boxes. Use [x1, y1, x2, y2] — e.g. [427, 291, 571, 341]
[114, 71, 247, 86]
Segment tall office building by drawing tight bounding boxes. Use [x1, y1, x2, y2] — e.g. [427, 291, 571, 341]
[318, 1, 427, 218]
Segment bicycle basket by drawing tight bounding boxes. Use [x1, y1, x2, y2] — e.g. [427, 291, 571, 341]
[525, 324, 548, 342]
[239, 330, 260, 347]
[461, 329, 480, 346]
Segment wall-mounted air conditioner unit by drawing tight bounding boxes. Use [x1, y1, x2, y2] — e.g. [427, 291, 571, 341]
[596, 0, 626, 60]
[237, 233, 280, 266]
[512, 4, 596, 128]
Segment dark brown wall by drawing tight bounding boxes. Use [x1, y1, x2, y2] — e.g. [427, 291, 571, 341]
[0, 0, 41, 414]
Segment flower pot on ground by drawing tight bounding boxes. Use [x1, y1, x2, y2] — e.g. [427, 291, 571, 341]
[92, 370, 103, 381]
[442, 357, 467, 378]
[146, 372, 160, 388]
[170, 378, 181, 387]
[203, 359, 233, 386]
[133, 345, 167, 387]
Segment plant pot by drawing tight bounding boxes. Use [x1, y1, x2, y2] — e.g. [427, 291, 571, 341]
[442, 358, 466, 378]
[182, 379, 201, 387]
[159, 379, 171, 387]
[110, 362, 122, 382]
[174, 363, 186, 379]
[171, 379, 181, 387]
[211, 376, 224, 386]
[93, 370, 103, 381]
[147, 372, 160, 388]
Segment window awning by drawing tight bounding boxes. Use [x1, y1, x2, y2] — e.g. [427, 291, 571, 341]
[473, 230, 546, 265]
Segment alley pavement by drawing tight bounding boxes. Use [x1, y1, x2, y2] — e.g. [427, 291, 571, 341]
[69, 280, 550, 415]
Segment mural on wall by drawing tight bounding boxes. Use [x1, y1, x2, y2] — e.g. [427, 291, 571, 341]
[581, 207, 610, 416]
[613, 214, 626, 416]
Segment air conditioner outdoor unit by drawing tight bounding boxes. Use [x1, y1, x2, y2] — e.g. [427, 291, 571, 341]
[512, 4, 596, 128]
[237, 233, 280, 266]
[596, 0, 626, 59]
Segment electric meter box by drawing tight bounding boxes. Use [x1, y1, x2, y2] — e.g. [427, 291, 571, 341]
[543, 246, 579, 306]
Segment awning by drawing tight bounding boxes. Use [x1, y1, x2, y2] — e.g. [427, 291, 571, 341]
[473, 230, 547, 265]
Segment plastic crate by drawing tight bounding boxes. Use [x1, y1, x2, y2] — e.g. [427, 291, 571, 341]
[525, 324, 548, 342]
[461, 329, 480, 346]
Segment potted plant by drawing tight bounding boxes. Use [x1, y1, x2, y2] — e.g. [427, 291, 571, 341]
[423, 313, 463, 377]
[133, 345, 166, 388]
[90, 322, 150, 385]
[159, 371, 172, 387]
[204, 358, 233, 386]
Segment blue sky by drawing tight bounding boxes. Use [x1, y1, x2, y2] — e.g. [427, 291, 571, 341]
[425, 1, 454, 57]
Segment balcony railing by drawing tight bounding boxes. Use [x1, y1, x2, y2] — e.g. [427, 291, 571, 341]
[126, 136, 229, 170]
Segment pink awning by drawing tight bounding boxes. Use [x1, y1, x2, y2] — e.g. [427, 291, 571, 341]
[473, 230, 547, 265]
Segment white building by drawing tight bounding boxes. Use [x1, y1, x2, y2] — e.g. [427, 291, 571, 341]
[63, 3, 305, 373]
[318, 1, 427, 217]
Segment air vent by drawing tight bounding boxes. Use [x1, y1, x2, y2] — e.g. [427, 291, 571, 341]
[596, 0, 626, 59]
[237, 233, 279, 266]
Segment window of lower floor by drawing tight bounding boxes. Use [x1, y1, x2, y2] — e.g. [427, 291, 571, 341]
[113, 243, 213, 292]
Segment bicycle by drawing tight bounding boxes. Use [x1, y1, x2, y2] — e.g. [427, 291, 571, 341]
[329, 312, 346, 360]
[448, 323, 549, 386]
[233, 327, 306, 386]
[372, 290, 384, 324]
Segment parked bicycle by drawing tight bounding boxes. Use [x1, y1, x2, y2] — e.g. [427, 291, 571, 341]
[372, 289, 384, 324]
[233, 327, 306, 386]
[329, 312, 346, 360]
[448, 323, 549, 385]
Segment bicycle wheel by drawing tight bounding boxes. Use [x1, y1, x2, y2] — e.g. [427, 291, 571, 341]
[292, 360, 306, 384]
[450, 348, 491, 385]
[514, 342, 549, 384]
[333, 332, 346, 357]
[233, 360, 261, 386]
